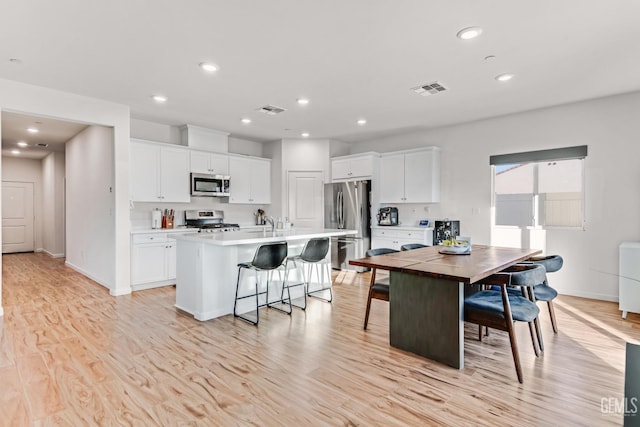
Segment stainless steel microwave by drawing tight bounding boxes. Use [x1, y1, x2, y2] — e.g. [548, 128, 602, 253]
[190, 173, 230, 197]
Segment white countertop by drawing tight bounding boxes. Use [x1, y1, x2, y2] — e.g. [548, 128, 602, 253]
[371, 225, 434, 231]
[131, 227, 199, 234]
[173, 228, 357, 246]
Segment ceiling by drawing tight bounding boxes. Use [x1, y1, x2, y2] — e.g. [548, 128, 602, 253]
[1, 0, 640, 147]
[1, 112, 88, 159]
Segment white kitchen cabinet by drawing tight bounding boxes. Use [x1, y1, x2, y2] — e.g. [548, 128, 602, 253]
[228, 156, 271, 204]
[331, 153, 378, 181]
[131, 233, 178, 290]
[379, 147, 440, 203]
[130, 140, 190, 203]
[190, 150, 229, 175]
[371, 227, 433, 251]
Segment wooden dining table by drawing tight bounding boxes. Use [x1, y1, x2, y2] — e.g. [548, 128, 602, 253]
[349, 244, 541, 369]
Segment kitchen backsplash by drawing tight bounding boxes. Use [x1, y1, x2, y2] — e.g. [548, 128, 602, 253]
[130, 199, 270, 229]
[377, 203, 444, 227]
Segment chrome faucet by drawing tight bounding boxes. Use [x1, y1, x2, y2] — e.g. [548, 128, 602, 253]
[265, 216, 275, 232]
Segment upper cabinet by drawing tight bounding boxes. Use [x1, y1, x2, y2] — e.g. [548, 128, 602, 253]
[331, 153, 379, 181]
[130, 139, 190, 203]
[379, 147, 440, 203]
[190, 150, 229, 175]
[228, 156, 271, 204]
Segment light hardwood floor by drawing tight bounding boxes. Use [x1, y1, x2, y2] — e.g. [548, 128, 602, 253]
[1, 253, 638, 426]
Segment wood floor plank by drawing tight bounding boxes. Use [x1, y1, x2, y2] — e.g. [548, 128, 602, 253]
[1, 252, 639, 426]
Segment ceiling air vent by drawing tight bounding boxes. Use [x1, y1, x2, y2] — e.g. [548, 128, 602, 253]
[256, 104, 287, 115]
[411, 81, 448, 96]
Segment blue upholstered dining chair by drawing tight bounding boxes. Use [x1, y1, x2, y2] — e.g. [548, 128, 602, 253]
[363, 248, 400, 330]
[528, 255, 563, 333]
[464, 263, 546, 383]
[400, 243, 429, 251]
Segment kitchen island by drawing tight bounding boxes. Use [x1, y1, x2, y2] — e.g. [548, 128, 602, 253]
[173, 228, 356, 321]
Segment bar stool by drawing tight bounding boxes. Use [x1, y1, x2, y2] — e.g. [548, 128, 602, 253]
[234, 241, 290, 325]
[282, 237, 331, 310]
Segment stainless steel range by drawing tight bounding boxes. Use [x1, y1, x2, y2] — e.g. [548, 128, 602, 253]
[184, 210, 240, 233]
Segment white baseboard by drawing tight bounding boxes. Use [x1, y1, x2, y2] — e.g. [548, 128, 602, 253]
[560, 289, 619, 303]
[64, 261, 110, 290]
[110, 287, 132, 296]
[0, 306, 4, 317]
[64, 261, 132, 296]
[41, 249, 65, 258]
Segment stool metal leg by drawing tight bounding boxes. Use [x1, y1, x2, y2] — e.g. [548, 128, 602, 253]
[280, 258, 308, 310]
[307, 260, 332, 303]
[234, 266, 260, 326]
[267, 267, 292, 315]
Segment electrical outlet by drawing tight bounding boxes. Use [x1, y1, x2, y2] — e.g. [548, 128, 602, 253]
[424, 206, 430, 213]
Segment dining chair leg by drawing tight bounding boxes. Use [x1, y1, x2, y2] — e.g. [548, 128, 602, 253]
[501, 285, 524, 383]
[528, 321, 540, 357]
[508, 323, 524, 384]
[478, 325, 483, 341]
[363, 269, 377, 330]
[548, 300, 559, 334]
[363, 292, 373, 330]
[534, 316, 544, 352]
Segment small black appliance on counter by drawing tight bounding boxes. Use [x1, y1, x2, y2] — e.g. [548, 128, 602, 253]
[433, 220, 460, 244]
[377, 207, 399, 226]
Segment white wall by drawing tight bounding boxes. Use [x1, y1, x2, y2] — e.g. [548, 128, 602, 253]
[42, 152, 65, 257]
[1, 156, 44, 251]
[0, 78, 131, 311]
[66, 126, 115, 288]
[351, 91, 640, 301]
[130, 118, 264, 157]
[265, 139, 331, 220]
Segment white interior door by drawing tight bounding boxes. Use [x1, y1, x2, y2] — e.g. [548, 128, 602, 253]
[288, 171, 324, 228]
[2, 181, 35, 253]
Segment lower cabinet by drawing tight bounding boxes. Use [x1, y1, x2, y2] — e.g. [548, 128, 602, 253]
[371, 228, 434, 251]
[131, 233, 181, 290]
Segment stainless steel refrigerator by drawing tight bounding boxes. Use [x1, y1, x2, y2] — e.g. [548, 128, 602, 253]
[324, 180, 371, 272]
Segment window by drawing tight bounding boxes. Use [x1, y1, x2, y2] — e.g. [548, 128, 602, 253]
[491, 146, 586, 229]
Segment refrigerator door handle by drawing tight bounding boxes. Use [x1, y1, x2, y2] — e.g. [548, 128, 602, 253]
[335, 238, 356, 244]
[337, 191, 344, 228]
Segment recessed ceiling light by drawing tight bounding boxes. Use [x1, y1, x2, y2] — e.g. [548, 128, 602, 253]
[301, 132, 310, 138]
[17, 141, 28, 147]
[297, 98, 310, 105]
[457, 26, 483, 40]
[495, 73, 514, 82]
[199, 62, 218, 73]
[241, 118, 252, 124]
[152, 94, 167, 103]
[11, 149, 20, 155]
[27, 127, 39, 134]
[357, 119, 367, 126]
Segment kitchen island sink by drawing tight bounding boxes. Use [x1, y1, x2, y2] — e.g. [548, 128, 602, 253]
[173, 228, 356, 321]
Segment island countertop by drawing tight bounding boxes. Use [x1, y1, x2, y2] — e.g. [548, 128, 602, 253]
[172, 228, 357, 246]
